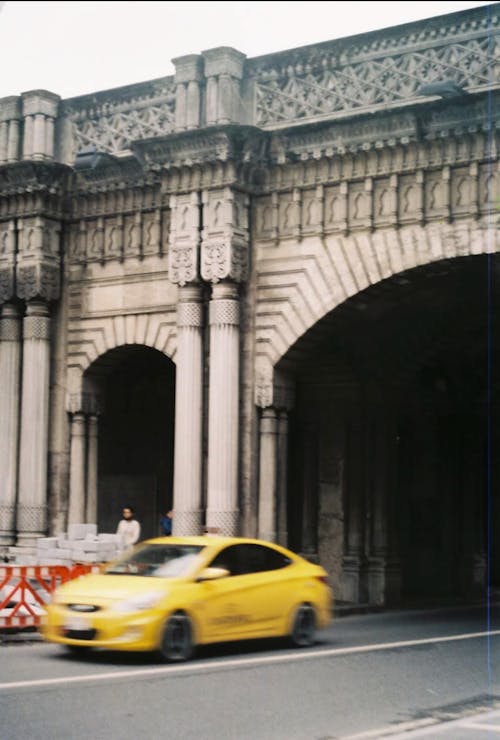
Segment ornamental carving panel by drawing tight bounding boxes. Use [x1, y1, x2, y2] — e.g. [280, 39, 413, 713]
[66, 78, 176, 159]
[251, 11, 499, 127]
[0, 220, 16, 301]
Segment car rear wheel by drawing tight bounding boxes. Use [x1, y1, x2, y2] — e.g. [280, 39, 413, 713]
[64, 644, 90, 657]
[159, 612, 194, 662]
[290, 604, 316, 647]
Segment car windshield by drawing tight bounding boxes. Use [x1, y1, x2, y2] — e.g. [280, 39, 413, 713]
[104, 544, 204, 578]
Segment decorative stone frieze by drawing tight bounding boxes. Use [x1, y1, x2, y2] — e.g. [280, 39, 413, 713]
[249, 4, 499, 128]
[201, 187, 249, 283]
[62, 77, 176, 162]
[168, 192, 200, 285]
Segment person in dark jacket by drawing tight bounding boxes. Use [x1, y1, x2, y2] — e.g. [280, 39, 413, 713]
[160, 510, 173, 536]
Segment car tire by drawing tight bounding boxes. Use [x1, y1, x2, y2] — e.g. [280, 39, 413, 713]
[159, 612, 194, 662]
[64, 644, 90, 657]
[290, 604, 316, 647]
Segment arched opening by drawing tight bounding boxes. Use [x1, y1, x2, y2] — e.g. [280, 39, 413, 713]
[279, 254, 500, 605]
[84, 345, 175, 540]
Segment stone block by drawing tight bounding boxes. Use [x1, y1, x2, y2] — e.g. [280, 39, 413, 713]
[72, 551, 101, 563]
[98, 533, 122, 543]
[67, 524, 97, 540]
[36, 537, 59, 550]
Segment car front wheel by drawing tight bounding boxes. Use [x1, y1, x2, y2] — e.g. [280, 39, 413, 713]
[290, 604, 316, 647]
[159, 612, 194, 662]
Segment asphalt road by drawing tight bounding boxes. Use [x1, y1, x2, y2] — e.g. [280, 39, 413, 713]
[0, 604, 499, 740]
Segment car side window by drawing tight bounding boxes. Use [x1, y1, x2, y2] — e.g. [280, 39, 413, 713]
[209, 545, 241, 576]
[238, 544, 291, 575]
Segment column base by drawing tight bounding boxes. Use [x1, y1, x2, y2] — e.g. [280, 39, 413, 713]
[16, 504, 47, 546]
[458, 552, 487, 596]
[341, 555, 362, 603]
[0, 504, 16, 547]
[172, 509, 203, 536]
[365, 556, 387, 606]
[385, 558, 403, 605]
[206, 509, 239, 537]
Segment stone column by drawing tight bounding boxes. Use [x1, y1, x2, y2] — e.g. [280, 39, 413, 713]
[366, 412, 395, 606]
[276, 411, 289, 546]
[206, 282, 240, 535]
[0, 97, 21, 164]
[0, 303, 22, 546]
[341, 415, 364, 603]
[172, 286, 204, 535]
[258, 407, 278, 542]
[301, 422, 319, 555]
[17, 301, 51, 545]
[68, 412, 86, 525]
[172, 55, 203, 131]
[86, 414, 99, 524]
[21, 90, 60, 161]
[201, 47, 246, 126]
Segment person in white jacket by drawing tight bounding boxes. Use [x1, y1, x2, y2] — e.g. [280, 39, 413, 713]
[116, 506, 141, 548]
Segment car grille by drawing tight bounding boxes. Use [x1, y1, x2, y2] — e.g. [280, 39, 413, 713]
[63, 628, 97, 641]
[67, 604, 100, 613]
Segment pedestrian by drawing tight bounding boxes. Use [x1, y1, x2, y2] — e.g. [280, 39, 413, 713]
[160, 510, 173, 536]
[116, 506, 141, 547]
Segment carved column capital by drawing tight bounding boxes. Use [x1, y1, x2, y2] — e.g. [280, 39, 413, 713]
[168, 192, 201, 286]
[201, 187, 249, 283]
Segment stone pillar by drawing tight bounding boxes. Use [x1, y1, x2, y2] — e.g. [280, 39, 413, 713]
[206, 282, 240, 535]
[201, 47, 246, 126]
[17, 301, 51, 545]
[21, 90, 60, 161]
[258, 407, 278, 542]
[341, 415, 364, 603]
[301, 422, 319, 555]
[365, 412, 396, 606]
[172, 55, 203, 131]
[0, 97, 21, 164]
[276, 411, 289, 546]
[172, 286, 204, 535]
[68, 412, 86, 525]
[0, 303, 22, 546]
[86, 414, 99, 524]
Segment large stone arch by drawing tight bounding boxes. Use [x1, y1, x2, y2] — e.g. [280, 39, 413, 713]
[66, 310, 177, 407]
[254, 218, 499, 405]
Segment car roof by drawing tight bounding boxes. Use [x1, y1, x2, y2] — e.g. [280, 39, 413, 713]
[141, 535, 292, 550]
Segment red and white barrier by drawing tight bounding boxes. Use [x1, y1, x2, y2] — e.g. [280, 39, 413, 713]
[0, 564, 102, 629]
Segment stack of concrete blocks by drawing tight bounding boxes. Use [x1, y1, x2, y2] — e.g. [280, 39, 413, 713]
[7, 525, 126, 566]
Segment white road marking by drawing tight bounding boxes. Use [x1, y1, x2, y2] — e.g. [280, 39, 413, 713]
[341, 717, 438, 738]
[462, 722, 500, 732]
[0, 629, 499, 692]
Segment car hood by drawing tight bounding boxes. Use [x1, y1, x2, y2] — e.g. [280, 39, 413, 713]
[54, 574, 176, 604]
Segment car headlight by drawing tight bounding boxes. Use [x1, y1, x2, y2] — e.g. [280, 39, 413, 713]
[112, 592, 167, 613]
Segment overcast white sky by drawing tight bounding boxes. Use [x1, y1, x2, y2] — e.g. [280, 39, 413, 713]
[0, 1, 495, 100]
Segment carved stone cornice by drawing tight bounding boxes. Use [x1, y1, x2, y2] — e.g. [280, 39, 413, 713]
[267, 91, 500, 166]
[0, 161, 72, 197]
[132, 125, 268, 171]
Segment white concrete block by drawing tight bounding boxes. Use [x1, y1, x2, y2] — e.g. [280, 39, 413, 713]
[67, 524, 98, 540]
[36, 537, 59, 550]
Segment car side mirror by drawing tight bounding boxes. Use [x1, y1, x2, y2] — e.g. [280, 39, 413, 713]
[196, 567, 230, 582]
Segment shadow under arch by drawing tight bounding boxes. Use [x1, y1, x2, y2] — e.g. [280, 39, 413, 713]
[83, 344, 175, 540]
[277, 253, 500, 606]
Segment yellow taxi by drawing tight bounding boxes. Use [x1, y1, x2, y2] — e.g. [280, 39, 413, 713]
[41, 536, 332, 661]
